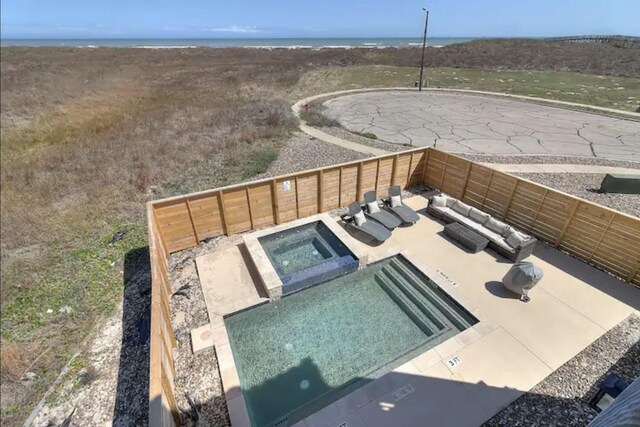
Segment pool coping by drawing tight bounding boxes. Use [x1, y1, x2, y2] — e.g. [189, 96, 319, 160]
[214, 244, 495, 427]
[242, 213, 369, 299]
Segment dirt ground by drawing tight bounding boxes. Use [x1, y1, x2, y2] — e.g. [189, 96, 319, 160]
[2, 40, 639, 426]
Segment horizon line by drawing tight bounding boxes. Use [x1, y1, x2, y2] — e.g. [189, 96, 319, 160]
[2, 34, 634, 40]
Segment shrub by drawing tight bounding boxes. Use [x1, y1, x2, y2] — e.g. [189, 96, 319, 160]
[299, 104, 340, 127]
[242, 148, 278, 178]
[360, 132, 378, 140]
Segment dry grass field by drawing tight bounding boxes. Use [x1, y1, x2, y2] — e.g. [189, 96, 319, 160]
[1, 40, 639, 424]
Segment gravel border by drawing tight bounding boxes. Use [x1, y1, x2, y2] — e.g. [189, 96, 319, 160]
[167, 235, 246, 427]
[255, 132, 370, 178]
[513, 172, 640, 217]
[483, 313, 640, 427]
[319, 126, 408, 153]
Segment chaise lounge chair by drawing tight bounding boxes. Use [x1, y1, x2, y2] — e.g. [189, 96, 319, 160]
[363, 191, 402, 229]
[344, 202, 392, 242]
[386, 186, 420, 225]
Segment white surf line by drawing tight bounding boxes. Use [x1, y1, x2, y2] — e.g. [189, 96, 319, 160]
[481, 163, 640, 174]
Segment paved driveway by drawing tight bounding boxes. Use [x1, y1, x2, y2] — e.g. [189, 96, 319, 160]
[324, 91, 640, 161]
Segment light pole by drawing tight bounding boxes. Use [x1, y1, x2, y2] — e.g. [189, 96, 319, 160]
[418, 7, 429, 91]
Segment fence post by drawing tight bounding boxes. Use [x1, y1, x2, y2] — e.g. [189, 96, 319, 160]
[246, 187, 254, 229]
[421, 148, 430, 184]
[460, 162, 472, 201]
[318, 169, 324, 212]
[555, 200, 579, 247]
[481, 170, 495, 210]
[185, 199, 199, 243]
[271, 180, 280, 224]
[589, 213, 616, 262]
[439, 153, 449, 189]
[219, 191, 229, 236]
[356, 162, 363, 201]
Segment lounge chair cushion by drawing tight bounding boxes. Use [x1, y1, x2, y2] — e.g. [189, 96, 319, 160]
[486, 217, 510, 235]
[367, 201, 380, 214]
[390, 195, 402, 208]
[505, 230, 528, 248]
[354, 210, 367, 226]
[469, 207, 490, 224]
[452, 201, 472, 216]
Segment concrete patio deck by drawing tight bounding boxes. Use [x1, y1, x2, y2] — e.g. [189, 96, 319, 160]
[196, 195, 640, 427]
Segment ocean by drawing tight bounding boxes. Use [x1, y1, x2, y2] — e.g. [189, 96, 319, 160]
[0, 37, 482, 49]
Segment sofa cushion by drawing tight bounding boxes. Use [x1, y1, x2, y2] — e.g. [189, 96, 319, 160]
[367, 201, 380, 214]
[469, 207, 491, 225]
[486, 217, 510, 235]
[444, 195, 456, 207]
[354, 210, 367, 226]
[452, 200, 472, 216]
[500, 225, 514, 238]
[390, 195, 402, 208]
[431, 195, 447, 208]
[505, 230, 528, 248]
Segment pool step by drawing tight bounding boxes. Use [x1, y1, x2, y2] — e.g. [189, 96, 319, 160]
[380, 266, 448, 332]
[375, 271, 439, 337]
[387, 259, 475, 330]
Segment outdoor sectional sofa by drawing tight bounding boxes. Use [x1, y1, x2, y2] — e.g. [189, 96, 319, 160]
[427, 193, 537, 262]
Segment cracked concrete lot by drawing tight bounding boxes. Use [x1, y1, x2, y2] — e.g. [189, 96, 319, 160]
[324, 91, 640, 161]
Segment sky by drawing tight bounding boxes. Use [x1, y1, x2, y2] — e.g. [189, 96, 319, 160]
[1, 0, 639, 39]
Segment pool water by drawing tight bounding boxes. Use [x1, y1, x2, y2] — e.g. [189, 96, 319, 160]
[258, 221, 358, 294]
[225, 255, 477, 427]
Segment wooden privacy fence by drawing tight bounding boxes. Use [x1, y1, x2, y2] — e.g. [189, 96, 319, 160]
[147, 206, 180, 427]
[147, 146, 640, 424]
[423, 149, 640, 286]
[151, 148, 428, 253]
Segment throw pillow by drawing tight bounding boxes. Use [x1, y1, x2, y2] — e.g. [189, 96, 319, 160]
[391, 195, 402, 208]
[486, 217, 510, 235]
[501, 225, 513, 238]
[469, 207, 491, 224]
[431, 195, 446, 208]
[505, 230, 527, 248]
[445, 195, 456, 207]
[452, 200, 472, 216]
[354, 210, 367, 226]
[367, 201, 380, 214]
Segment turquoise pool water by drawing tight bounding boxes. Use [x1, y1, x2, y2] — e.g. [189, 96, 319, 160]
[258, 221, 358, 294]
[225, 255, 477, 427]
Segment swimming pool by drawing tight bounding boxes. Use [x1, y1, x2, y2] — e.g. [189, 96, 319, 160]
[257, 220, 358, 295]
[224, 254, 477, 427]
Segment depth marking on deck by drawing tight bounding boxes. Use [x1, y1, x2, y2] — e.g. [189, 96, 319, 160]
[436, 269, 458, 286]
[446, 356, 462, 368]
[392, 383, 415, 401]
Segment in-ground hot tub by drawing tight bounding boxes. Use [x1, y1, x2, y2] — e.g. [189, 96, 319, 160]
[244, 214, 367, 298]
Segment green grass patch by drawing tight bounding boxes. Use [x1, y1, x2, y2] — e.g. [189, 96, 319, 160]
[359, 132, 378, 140]
[242, 148, 279, 178]
[298, 66, 640, 112]
[1, 223, 147, 338]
